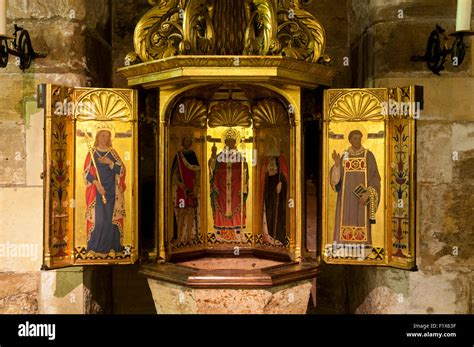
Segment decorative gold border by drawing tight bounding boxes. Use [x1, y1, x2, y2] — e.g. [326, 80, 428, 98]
[43, 85, 75, 269]
[385, 86, 417, 270]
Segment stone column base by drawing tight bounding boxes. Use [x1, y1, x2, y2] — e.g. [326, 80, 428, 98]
[147, 278, 312, 314]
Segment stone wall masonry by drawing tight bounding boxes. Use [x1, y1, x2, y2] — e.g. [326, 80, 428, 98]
[0, 272, 39, 314]
[0, 0, 112, 314]
[5, 0, 111, 84]
[336, 0, 474, 314]
[112, 0, 148, 88]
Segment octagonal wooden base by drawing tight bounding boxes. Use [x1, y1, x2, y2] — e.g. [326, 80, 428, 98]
[140, 250, 318, 314]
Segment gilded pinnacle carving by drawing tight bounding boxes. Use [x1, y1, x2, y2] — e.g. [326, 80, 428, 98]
[127, 0, 330, 65]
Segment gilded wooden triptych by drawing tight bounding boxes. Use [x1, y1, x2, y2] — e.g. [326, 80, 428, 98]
[42, 84, 417, 270]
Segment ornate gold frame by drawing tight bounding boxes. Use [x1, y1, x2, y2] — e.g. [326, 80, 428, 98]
[119, 0, 335, 263]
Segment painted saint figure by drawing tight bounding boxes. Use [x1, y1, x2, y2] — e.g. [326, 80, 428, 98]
[330, 130, 381, 249]
[261, 137, 289, 246]
[209, 129, 249, 242]
[170, 134, 200, 246]
[84, 125, 126, 257]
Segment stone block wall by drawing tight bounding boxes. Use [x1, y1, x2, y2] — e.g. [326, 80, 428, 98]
[112, 0, 149, 88]
[315, 0, 474, 314]
[0, 0, 112, 314]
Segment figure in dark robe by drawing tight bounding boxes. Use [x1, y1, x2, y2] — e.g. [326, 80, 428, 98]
[330, 130, 381, 249]
[261, 152, 289, 246]
[170, 134, 200, 246]
[84, 127, 126, 257]
[209, 129, 248, 242]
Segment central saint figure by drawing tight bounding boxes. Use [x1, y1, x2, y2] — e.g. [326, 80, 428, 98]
[209, 128, 249, 242]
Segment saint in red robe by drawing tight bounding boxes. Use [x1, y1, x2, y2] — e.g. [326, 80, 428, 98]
[209, 149, 248, 242]
[171, 149, 200, 246]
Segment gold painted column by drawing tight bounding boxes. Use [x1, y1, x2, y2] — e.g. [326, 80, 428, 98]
[290, 87, 304, 261]
[157, 88, 171, 261]
[264, 84, 303, 261]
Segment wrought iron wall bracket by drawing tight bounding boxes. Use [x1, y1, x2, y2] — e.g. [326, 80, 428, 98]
[0, 24, 47, 71]
[411, 24, 474, 75]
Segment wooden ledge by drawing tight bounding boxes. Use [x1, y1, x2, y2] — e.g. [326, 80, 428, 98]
[118, 55, 335, 89]
[140, 253, 319, 289]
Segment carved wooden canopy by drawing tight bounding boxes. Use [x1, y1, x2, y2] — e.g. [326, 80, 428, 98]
[127, 0, 331, 65]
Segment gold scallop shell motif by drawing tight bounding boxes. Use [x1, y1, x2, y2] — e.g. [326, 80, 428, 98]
[172, 99, 207, 128]
[252, 100, 289, 128]
[208, 101, 252, 128]
[330, 91, 384, 121]
[75, 91, 132, 122]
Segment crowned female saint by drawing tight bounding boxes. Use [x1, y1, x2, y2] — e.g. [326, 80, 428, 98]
[84, 124, 126, 258]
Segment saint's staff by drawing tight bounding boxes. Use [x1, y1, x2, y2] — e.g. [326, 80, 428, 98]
[84, 134, 107, 205]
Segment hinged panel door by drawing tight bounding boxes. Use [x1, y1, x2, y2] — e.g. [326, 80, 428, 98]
[321, 86, 419, 270]
[42, 85, 139, 268]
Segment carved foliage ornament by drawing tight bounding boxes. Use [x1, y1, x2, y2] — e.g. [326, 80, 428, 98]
[129, 0, 329, 64]
[131, 0, 215, 63]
